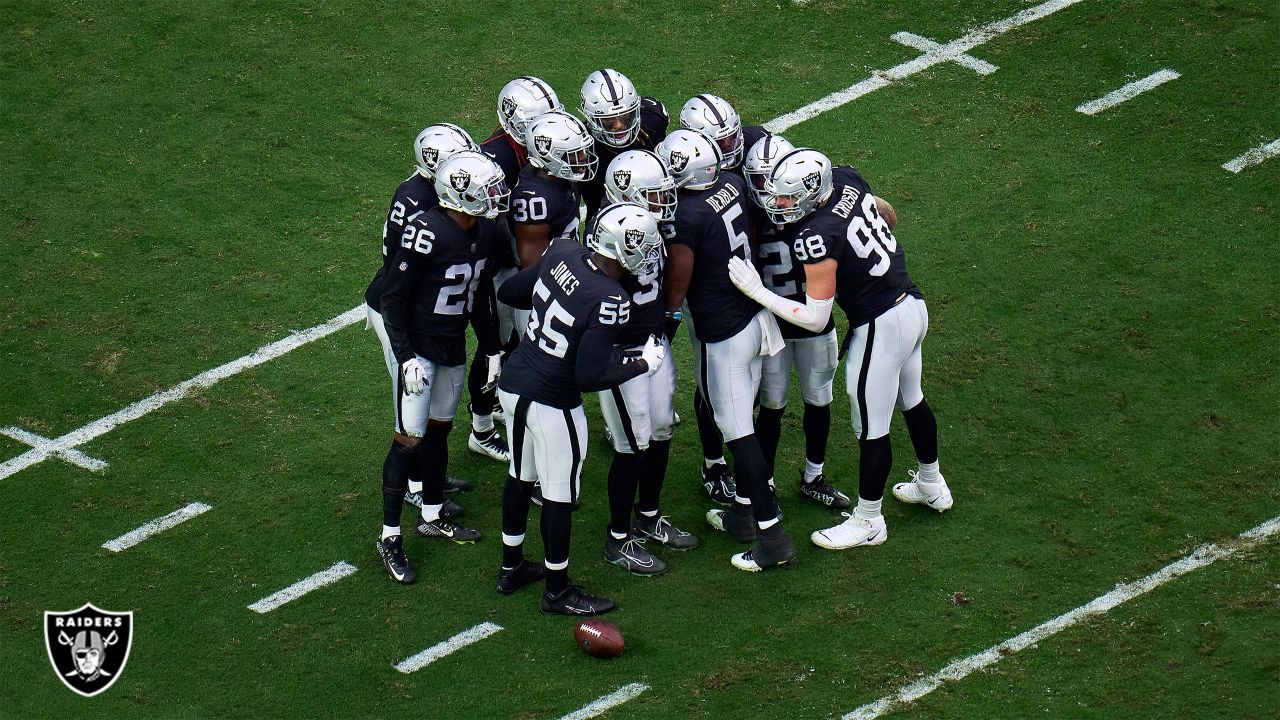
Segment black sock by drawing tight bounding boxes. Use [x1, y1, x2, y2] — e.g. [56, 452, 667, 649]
[638, 439, 671, 514]
[803, 402, 831, 468]
[694, 389, 725, 461]
[726, 435, 779, 524]
[756, 406, 785, 477]
[467, 350, 498, 418]
[419, 422, 452, 507]
[858, 435, 893, 502]
[902, 399, 939, 464]
[606, 451, 642, 537]
[501, 475, 532, 568]
[541, 500, 573, 594]
[381, 440, 414, 529]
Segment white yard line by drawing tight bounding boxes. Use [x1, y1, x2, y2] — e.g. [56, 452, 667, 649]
[890, 32, 998, 75]
[101, 501, 213, 552]
[558, 683, 650, 720]
[1, 426, 107, 471]
[247, 561, 358, 613]
[0, 305, 365, 482]
[843, 514, 1280, 720]
[766, 0, 1090, 133]
[1075, 69, 1180, 115]
[1222, 137, 1280, 173]
[394, 621, 503, 673]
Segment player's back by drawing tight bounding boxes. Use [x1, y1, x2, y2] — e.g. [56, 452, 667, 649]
[672, 173, 759, 343]
[366, 173, 439, 311]
[501, 239, 630, 408]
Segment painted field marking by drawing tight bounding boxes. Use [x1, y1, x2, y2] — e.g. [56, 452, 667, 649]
[0, 305, 365, 482]
[102, 501, 212, 552]
[247, 561, 358, 613]
[558, 683, 650, 720]
[1, 426, 107, 472]
[1222, 137, 1280, 173]
[394, 621, 503, 673]
[1076, 69, 1180, 115]
[891, 32, 998, 75]
[767, 0, 1090, 133]
[843, 514, 1280, 720]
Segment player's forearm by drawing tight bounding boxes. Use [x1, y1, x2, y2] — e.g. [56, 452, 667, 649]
[574, 329, 647, 392]
[469, 277, 501, 355]
[496, 264, 539, 309]
[749, 288, 833, 333]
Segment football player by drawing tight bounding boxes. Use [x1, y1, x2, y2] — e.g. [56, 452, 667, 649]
[593, 151, 698, 576]
[494, 203, 666, 615]
[372, 151, 510, 584]
[578, 68, 670, 220]
[743, 135, 849, 509]
[728, 149, 951, 552]
[365, 123, 478, 510]
[466, 77, 564, 465]
[657, 129, 795, 573]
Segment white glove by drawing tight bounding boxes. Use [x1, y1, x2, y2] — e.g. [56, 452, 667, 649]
[639, 335, 665, 375]
[401, 358, 427, 395]
[727, 256, 769, 304]
[481, 352, 502, 393]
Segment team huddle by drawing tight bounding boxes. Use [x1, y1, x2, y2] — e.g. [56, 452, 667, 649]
[363, 70, 954, 616]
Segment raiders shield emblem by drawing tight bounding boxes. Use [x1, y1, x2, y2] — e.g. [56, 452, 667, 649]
[624, 228, 645, 250]
[450, 171, 471, 193]
[612, 170, 632, 191]
[533, 135, 553, 156]
[44, 603, 133, 697]
[421, 146, 439, 169]
[500, 96, 518, 121]
[668, 151, 689, 174]
[802, 172, 821, 192]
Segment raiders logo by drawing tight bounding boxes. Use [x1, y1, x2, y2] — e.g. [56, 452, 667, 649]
[500, 96, 518, 120]
[450, 171, 471, 193]
[668, 151, 689, 173]
[612, 170, 632, 191]
[533, 135, 553, 156]
[45, 603, 133, 697]
[802, 172, 822, 192]
[421, 146, 439, 169]
[623, 228, 645, 250]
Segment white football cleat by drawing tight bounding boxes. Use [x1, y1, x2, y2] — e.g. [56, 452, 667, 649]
[892, 470, 953, 512]
[810, 513, 887, 550]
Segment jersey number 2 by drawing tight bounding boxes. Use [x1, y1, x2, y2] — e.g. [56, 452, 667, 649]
[435, 259, 488, 315]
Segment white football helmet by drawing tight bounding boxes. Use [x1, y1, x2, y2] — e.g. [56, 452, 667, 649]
[743, 133, 796, 208]
[603, 150, 676, 222]
[589, 202, 663, 276]
[413, 123, 479, 180]
[435, 151, 511, 220]
[497, 76, 563, 146]
[525, 111, 598, 181]
[581, 69, 641, 148]
[679, 94, 744, 170]
[763, 148, 834, 225]
[655, 129, 721, 191]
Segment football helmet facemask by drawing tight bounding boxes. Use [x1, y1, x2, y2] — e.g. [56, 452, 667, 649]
[414, 123, 479, 180]
[497, 76, 563, 146]
[655, 129, 721, 191]
[524, 110, 598, 181]
[589, 202, 663, 277]
[581, 69, 641, 148]
[679, 94, 744, 170]
[762, 148, 834, 225]
[435, 151, 511, 220]
[604, 149, 677, 222]
[743, 133, 796, 208]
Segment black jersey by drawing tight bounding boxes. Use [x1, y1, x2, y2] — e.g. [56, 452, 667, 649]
[669, 173, 759, 343]
[753, 207, 835, 340]
[364, 172, 439, 311]
[498, 239, 647, 408]
[581, 97, 671, 219]
[740, 124, 769, 164]
[480, 127, 527, 190]
[584, 210, 666, 347]
[795, 169, 920, 329]
[380, 207, 499, 367]
[512, 165, 582, 254]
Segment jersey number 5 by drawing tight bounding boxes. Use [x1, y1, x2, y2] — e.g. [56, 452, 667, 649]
[526, 278, 577, 358]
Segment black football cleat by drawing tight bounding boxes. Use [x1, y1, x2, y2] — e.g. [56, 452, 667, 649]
[705, 502, 757, 543]
[444, 476, 471, 494]
[701, 462, 737, 505]
[376, 534, 415, 584]
[731, 523, 796, 572]
[416, 517, 481, 544]
[798, 470, 852, 509]
[496, 559, 545, 595]
[540, 585, 615, 616]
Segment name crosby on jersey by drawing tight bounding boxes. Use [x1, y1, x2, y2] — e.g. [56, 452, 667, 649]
[705, 182, 741, 213]
[831, 184, 860, 219]
[550, 260, 580, 296]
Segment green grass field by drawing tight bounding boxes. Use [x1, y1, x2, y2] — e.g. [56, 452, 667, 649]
[2, 1, 1277, 718]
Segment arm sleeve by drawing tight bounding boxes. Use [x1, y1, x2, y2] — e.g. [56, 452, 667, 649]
[574, 323, 648, 392]
[496, 262, 540, 309]
[379, 246, 423, 365]
[469, 268, 500, 355]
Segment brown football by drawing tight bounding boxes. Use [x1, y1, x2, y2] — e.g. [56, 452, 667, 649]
[573, 618, 624, 658]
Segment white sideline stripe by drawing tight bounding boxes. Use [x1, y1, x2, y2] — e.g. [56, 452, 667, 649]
[394, 621, 503, 673]
[102, 501, 213, 552]
[843, 514, 1280, 720]
[0, 305, 365, 482]
[891, 32, 998, 75]
[766, 0, 1089, 132]
[1222, 137, 1280, 173]
[1075, 69, 1180, 115]
[558, 683, 650, 720]
[0, 426, 107, 471]
[247, 561, 358, 613]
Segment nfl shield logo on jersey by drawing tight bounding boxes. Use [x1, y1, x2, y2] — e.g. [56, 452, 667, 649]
[803, 172, 821, 192]
[450, 171, 471, 193]
[668, 151, 688, 173]
[44, 603, 134, 698]
[533, 134, 553, 156]
[613, 170, 632, 191]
